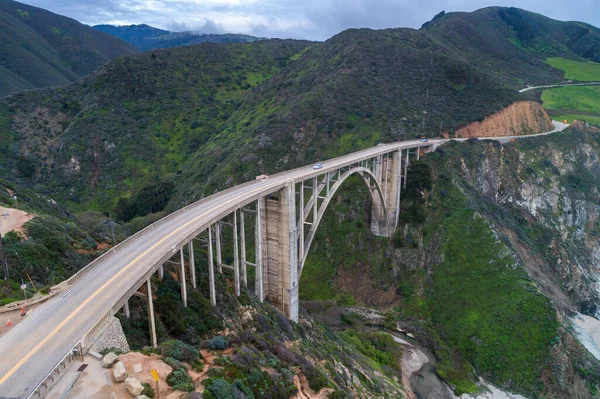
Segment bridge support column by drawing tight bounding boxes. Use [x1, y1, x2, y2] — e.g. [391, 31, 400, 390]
[207, 226, 216, 306]
[188, 241, 196, 289]
[261, 183, 299, 322]
[158, 265, 164, 281]
[147, 279, 157, 348]
[123, 300, 130, 319]
[180, 249, 187, 307]
[404, 148, 409, 189]
[216, 222, 223, 273]
[233, 211, 240, 296]
[256, 198, 265, 302]
[240, 210, 247, 288]
[370, 150, 402, 237]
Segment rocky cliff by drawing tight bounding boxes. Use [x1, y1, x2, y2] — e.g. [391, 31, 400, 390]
[300, 122, 600, 398]
[451, 101, 554, 138]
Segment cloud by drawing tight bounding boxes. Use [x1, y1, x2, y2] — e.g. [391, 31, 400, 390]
[18, 0, 600, 41]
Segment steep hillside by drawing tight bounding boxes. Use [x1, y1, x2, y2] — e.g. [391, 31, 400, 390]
[0, 39, 312, 210]
[171, 26, 521, 204]
[422, 7, 600, 86]
[0, 0, 138, 98]
[299, 123, 600, 397]
[94, 24, 264, 51]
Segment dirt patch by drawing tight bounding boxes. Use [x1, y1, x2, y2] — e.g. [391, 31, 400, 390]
[0, 206, 35, 237]
[333, 262, 399, 308]
[0, 301, 43, 339]
[292, 371, 335, 399]
[76, 242, 112, 255]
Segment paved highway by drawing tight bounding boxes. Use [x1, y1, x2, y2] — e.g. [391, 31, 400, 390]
[518, 81, 600, 93]
[0, 121, 568, 398]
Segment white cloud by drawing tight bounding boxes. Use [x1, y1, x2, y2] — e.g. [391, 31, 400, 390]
[17, 0, 600, 41]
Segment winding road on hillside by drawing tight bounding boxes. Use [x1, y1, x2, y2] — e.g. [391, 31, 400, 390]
[0, 121, 568, 398]
[518, 81, 600, 93]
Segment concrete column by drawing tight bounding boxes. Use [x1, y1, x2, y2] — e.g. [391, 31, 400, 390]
[233, 211, 240, 296]
[286, 183, 299, 322]
[180, 248, 187, 307]
[263, 184, 298, 322]
[417, 146, 420, 160]
[188, 241, 196, 289]
[158, 265, 164, 281]
[404, 148, 409, 189]
[326, 172, 330, 197]
[207, 226, 216, 306]
[216, 222, 222, 273]
[395, 149, 403, 229]
[123, 300, 130, 319]
[147, 279, 157, 348]
[256, 198, 265, 302]
[240, 209, 247, 288]
[313, 177, 318, 224]
[299, 181, 304, 264]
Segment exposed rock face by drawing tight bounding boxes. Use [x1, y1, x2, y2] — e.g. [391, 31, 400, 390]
[452, 101, 553, 138]
[124, 378, 144, 396]
[102, 352, 118, 368]
[113, 361, 128, 382]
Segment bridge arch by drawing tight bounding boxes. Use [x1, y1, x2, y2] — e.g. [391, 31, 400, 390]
[299, 166, 389, 274]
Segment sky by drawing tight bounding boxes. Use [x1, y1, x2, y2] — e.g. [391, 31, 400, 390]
[19, 0, 600, 41]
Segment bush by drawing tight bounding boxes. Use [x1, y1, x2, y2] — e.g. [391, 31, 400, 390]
[207, 335, 228, 350]
[160, 339, 201, 362]
[164, 356, 187, 371]
[142, 382, 155, 398]
[166, 370, 194, 392]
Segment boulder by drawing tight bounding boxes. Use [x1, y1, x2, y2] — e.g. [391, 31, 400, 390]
[125, 378, 144, 396]
[135, 396, 151, 399]
[102, 352, 118, 368]
[113, 361, 128, 382]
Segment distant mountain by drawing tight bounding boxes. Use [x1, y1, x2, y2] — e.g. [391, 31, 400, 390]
[0, 0, 138, 98]
[421, 7, 600, 80]
[93, 24, 265, 51]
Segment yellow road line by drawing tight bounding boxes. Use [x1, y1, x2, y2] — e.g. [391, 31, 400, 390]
[0, 184, 270, 387]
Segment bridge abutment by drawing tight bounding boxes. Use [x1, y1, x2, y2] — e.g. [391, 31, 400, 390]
[261, 184, 299, 322]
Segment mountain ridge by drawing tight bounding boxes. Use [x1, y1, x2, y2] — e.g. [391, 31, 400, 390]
[0, 0, 138, 98]
[93, 23, 265, 51]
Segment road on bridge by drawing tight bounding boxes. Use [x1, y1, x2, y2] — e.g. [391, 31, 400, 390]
[0, 121, 568, 398]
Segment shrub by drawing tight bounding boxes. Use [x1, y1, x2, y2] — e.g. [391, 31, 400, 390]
[207, 335, 228, 350]
[160, 339, 201, 362]
[164, 356, 187, 371]
[166, 369, 194, 392]
[141, 382, 155, 398]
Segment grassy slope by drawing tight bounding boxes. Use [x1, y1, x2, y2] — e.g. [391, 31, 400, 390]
[0, 40, 312, 211]
[546, 57, 600, 81]
[541, 58, 600, 124]
[0, 0, 138, 97]
[542, 85, 600, 114]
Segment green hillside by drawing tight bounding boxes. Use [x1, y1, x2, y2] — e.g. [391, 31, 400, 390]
[0, 0, 138, 98]
[94, 24, 264, 51]
[0, 39, 312, 210]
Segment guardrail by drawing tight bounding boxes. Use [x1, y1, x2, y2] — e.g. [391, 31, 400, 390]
[27, 340, 81, 398]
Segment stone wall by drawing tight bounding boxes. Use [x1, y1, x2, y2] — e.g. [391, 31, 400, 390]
[91, 316, 130, 353]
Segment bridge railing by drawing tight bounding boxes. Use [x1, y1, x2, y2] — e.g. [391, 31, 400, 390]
[51, 142, 421, 293]
[27, 340, 81, 398]
[51, 174, 279, 293]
